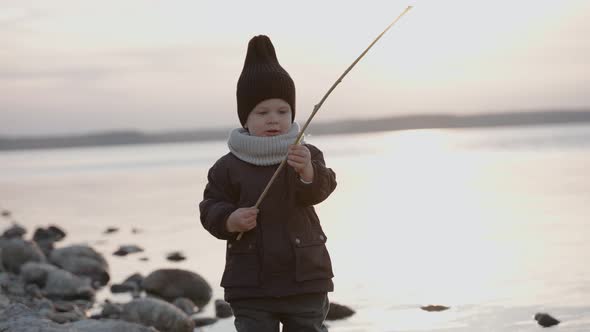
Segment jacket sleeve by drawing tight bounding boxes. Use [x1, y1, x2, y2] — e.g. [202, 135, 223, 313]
[295, 144, 337, 206]
[199, 160, 239, 240]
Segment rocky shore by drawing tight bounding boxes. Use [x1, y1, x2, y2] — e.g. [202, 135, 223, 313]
[0, 213, 356, 331]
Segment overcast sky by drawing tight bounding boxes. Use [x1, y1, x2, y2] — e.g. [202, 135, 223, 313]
[1, 0, 589, 136]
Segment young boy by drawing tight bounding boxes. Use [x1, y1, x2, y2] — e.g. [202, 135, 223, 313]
[199, 35, 337, 332]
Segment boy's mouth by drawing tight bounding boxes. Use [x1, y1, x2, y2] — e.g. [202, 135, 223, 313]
[265, 130, 281, 136]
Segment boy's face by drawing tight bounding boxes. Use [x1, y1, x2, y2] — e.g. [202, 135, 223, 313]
[245, 98, 292, 137]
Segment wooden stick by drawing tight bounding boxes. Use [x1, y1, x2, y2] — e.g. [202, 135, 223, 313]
[237, 6, 413, 240]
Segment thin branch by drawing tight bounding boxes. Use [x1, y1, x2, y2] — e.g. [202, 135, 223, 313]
[237, 6, 413, 240]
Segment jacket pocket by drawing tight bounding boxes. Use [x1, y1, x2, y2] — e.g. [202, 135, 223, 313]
[293, 235, 334, 282]
[221, 240, 260, 287]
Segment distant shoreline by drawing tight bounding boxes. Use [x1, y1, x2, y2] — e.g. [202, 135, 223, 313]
[1, 110, 590, 151]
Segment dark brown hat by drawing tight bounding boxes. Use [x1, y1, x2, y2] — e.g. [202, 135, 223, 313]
[236, 35, 295, 126]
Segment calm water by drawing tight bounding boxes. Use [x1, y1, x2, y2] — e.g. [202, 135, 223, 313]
[1, 124, 589, 331]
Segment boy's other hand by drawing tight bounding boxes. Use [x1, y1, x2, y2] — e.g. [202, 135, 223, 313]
[227, 207, 259, 233]
[288, 144, 314, 182]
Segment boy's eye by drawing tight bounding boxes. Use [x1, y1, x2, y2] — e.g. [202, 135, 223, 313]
[279, 110, 288, 114]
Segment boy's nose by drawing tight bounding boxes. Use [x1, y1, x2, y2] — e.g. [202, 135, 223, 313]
[267, 114, 279, 123]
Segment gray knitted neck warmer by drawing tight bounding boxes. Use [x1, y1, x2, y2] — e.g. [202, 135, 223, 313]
[228, 122, 303, 166]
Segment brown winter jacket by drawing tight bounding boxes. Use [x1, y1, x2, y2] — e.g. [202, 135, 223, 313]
[199, 144, 337, 301]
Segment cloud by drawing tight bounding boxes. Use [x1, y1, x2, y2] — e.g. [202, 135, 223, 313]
[1, 0, 589, 136]
[0, 42, 240, 83]
[0, 66, 115, 81]
[0, 7, 39, 25]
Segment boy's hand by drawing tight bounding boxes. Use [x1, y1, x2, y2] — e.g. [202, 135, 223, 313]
[226, 207, 258, 233]
[288, 144, 314, 183]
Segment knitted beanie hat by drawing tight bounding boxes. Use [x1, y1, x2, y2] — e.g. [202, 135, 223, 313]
[236, 35, 296, 126]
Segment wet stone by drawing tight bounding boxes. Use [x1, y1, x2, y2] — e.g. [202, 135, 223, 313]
[166, 251, 186, 262]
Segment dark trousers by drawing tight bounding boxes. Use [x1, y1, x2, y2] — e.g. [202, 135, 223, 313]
[229, 293, 329, 332]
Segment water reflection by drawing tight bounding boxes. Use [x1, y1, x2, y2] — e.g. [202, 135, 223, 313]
[1, 126, 589, 331]
[318, 128, 590, 318]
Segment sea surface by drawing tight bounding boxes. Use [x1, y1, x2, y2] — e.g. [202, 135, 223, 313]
[1, 124, 589, 331]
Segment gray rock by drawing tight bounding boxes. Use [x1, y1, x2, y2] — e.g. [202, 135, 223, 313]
[173, 297, 196, 316]
[25, 283, 43, 298]
[44, 267, 95, 300]
[2, 224, 27, 239]
[421, 304, 450, 312]
[123, 273, 144, 288]
[45, 309, 86, 324]
[166, 251, 186, 262]
[33, 226, 66, 257]
[0, 238, 46, 273]
[326, 302, 355, 320]
[0, 303, 72, 332]
[50, 245, 110, 286]
[0, 288, 10, 310]
[36, 299, 87, 324]
[36, 240, 56, 259]
[193, 316, 219, 327]
[534, 312, 560, 327]
[142, 269, 212, 308]
[111, 273, 143, 295]
[53, 300, 79, 312]
[71, 299, 93, 312]
[111, 282, 138, 294]
[33, 226, 66, 243]
[20, 262, 58, 287]
[121, 297, 195, 332]
[215, 299, 233, 318]
[68, 319, 159, 332]
[34, 297, 55, 314]
[104, 227, 119, 234]
[20, 262, 94, 300]
[0, 272, 26, 298]
[113, 245, 144, 256]
[101, 300, 123, 319]
[0, 295, 149, 331]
